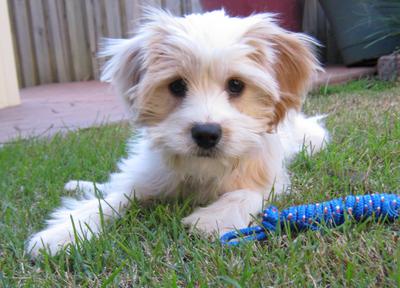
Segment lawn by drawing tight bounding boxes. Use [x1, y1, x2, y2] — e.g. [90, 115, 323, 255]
[1, 79, 399, 287]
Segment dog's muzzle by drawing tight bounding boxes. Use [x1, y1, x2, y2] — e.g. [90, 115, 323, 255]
[191, 123, 222, 149]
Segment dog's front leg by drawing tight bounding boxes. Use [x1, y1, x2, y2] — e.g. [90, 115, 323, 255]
[26, 144, 174, 257]
[182, 189, 264, 236]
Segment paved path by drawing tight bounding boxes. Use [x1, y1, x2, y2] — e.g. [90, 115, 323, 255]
[0, 66, 376, 143]
[0, 81, 127, 143]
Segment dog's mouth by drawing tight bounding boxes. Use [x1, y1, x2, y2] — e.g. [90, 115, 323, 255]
[194, 147, 220, 158]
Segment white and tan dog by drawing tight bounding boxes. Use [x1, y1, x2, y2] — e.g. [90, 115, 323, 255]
[26, 9, 328, 256]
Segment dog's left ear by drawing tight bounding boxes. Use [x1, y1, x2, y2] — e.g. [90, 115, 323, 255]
[270, 31, 320, 128]
[243, 15, 320, 131]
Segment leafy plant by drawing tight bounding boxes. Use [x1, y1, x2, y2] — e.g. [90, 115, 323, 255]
[364, 0, 400, 50]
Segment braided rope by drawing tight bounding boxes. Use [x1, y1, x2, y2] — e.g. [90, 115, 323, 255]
[220, 193, 400, 246]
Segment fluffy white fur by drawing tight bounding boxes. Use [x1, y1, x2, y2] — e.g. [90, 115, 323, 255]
[26, 9, 329, 256]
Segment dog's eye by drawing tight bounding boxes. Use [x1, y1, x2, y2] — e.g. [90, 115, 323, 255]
[168, 78, 187, 98]
[227, 78, 245, 96]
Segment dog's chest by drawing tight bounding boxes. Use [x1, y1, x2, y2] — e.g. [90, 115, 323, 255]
[175, 175, 222, 205]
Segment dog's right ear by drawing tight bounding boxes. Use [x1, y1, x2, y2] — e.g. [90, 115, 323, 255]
[100, 37, 146, 116]
[99, 8, 174, 120]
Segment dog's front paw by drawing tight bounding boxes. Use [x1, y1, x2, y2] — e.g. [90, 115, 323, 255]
[26, 225, 75, 257]
[182, 190, 262, 236]
[182, 207, 247, 236]
[182, 210, 221, 236]
[64, 180, 80, 191]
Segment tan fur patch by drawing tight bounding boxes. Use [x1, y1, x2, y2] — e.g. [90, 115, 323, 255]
[137, 84, 181, 125]
[241, 18, 319, 132]
[223, 152, 269, 193]
[231, 84, 276, 128]
[270, 33, 318, 127]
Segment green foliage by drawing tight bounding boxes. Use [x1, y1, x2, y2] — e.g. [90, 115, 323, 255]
[364, 0, 400, 50]
[1, 81, 399, 287]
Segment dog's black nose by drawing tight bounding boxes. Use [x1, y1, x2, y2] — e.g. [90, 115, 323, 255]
[191, 123, 222, 149]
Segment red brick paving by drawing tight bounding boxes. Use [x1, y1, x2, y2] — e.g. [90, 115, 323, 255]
[0, 66, 376, 143]
[0, 81, 127, 143]
[314, 66, 377, 87]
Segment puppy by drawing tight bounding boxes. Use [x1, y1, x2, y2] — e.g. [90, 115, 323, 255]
[26, 9, 328, 256]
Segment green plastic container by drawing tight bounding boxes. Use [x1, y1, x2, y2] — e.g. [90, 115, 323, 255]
[319, 0, 400, 66]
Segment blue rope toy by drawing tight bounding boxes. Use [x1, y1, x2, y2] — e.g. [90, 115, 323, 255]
[220, 193, 400, 246]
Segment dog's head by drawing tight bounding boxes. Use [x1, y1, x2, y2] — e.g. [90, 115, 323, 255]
[101, 9, 319, 160]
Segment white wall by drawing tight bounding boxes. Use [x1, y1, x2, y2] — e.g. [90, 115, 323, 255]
[0, 0, 20, 109]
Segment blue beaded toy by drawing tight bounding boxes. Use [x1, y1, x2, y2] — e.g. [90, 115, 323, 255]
[220, 193, 400, 245]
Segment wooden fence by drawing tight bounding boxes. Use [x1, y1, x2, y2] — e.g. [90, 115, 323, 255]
[8, 0, 202, 88]
[302, 0, 341, 66]
[8, 0, 339, 88]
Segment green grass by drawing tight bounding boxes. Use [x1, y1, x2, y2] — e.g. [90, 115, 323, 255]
[1, 79, 399, 287]
[312, 77, 397, 96]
